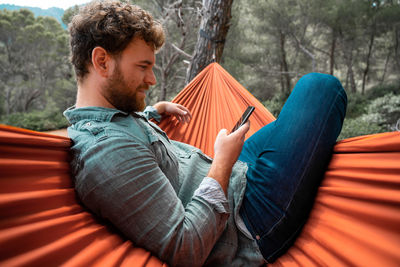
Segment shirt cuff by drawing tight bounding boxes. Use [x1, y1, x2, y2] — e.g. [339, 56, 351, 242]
[193, 177, 230, 214]
[143, 106, 162, 122]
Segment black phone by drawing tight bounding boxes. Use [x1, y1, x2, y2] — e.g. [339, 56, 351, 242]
[231, 106, 255, 133]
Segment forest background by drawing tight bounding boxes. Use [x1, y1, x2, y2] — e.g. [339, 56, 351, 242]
[0, 0, 399, 140]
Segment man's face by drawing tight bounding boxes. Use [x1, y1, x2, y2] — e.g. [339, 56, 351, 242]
[102, 38, 156, 113]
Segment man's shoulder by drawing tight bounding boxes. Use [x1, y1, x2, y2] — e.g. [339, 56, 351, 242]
[64, 106, 161, 145]
[68, 116, 148, 145]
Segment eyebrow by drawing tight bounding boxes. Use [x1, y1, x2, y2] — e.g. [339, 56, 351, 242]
[138, 60, 153, 65]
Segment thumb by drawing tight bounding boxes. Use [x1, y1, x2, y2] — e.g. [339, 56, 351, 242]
[217, 129, 228, 138]
[235, 121, 250, 135]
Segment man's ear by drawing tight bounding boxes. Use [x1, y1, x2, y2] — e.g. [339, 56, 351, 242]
[91, 46, 113, 77]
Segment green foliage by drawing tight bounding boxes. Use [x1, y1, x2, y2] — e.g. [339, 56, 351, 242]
[62, 5, 79, 26]
[344, 80, 400, 118]
[263, 88, 400, 140]
[363, 93, 400, 130]
[0, 8, 75, 131]
[262, 92, 289, 117]
[224, 0, 400, 100]
[345, 92, 369, 118]
[0, 100, 69, 131]
[0, 4, 66, 28]
[365, 81, 400, 99]
[338, 92, 400, 140]
[338, 117, 385, 140]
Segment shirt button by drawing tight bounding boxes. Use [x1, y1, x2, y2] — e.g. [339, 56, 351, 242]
[86, 122, 91, 126]
[256, 235, 260, 240]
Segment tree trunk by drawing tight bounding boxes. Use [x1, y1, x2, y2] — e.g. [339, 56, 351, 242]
[159, 70, 167, 101]
[361, 28, 375, 94]
[341, 39, 356, 93]
[185, 0, 233, 84]
[380, 49, 391, 84]
[5, 86, 11, 115]
[279, 64, 285, 93]
[329, 31, 336, 75]
[345, 50, 357, 93]
[280, 31, 291, 93]
[23, 88, 41, 112]
[395, 26, 400, 72]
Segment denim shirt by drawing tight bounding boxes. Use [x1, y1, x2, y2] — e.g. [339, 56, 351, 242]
[64, 106, 264, 267]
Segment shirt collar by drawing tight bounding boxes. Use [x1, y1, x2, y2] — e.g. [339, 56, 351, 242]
[64, 106, 132, 124]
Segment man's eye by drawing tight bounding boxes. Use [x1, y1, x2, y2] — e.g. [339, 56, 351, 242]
[139, 65, 147, 69]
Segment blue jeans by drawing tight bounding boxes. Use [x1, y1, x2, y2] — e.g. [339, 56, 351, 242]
[239, 73, 347, 263]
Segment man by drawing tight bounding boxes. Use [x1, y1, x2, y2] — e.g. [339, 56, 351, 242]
[64, 1, 347, 266]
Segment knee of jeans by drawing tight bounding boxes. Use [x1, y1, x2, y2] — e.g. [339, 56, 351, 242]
[301, 73, 347, 107]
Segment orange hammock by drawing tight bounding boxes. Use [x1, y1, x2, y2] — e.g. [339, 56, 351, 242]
[1, 63, 399, 266]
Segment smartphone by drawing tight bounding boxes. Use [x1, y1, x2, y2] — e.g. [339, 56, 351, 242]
[231, 106, 255, 133]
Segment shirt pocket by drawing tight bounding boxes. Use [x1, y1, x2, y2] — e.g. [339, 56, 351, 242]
[78, 120, 108, 142]
[197, 151, 213, 163]
[149, 136, 180, 191]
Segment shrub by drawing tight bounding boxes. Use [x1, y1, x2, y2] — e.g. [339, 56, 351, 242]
[263, 90, 400, 141]
[345, 92, 369, 119]
[338, 93, 400, 140]
[338, 117, 385, 140]
[263, 92, 289, 117]
[365, 81, 400, 99]
[362, 93, 400, 131]
[0, 101, 69, 131]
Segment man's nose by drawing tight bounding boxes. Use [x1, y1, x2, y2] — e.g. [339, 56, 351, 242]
[145, 70, 156, 86]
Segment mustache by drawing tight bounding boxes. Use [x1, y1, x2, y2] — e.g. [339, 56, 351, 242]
[138, 84, 150, 91]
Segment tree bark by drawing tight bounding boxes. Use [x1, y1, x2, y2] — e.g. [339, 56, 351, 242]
[395, 26, 400, 72]
[344, 48, 357, 93]
[329, 31, 336, 75]
[380, 49, 391, 84]
[185, 0, 233, 84]
[280, 31, 291, 93]
[361, 30, 375, 94]
[159, 69, 167, 101]
[340, 29, 357, 93]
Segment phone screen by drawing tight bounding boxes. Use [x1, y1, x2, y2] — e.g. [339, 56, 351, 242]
[231, 106, 255, 133]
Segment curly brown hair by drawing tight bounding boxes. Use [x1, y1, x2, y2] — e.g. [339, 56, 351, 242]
[69, 0, 165, 81]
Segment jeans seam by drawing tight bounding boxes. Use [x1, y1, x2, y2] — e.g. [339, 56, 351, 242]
[240, 200, 260, 240]
[266, 82, 344, 255]
[285, 81, 342, 211]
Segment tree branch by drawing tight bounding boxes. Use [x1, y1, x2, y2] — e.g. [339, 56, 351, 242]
[171, 43, 192, 59]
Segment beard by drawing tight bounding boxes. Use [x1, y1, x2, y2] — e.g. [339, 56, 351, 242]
[102, 64, 148, 113]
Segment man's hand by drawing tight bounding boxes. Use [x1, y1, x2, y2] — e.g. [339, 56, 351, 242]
[153, 101, 192, 123]
[208, 122, 250, 195]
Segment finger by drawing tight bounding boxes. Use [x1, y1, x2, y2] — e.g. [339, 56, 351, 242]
[177, 104, 192, 118]
[176, 108, 188, 117]
[176, 108, 191, 123]
[235, 121, 250, 136]
[180, 114, 187, 123]
[184, 113, 191, 123]
[175, 114, 183, 122]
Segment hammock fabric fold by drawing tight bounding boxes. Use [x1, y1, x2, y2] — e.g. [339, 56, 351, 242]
[158, 63, 275, 157]
[0, 125, 166, 267]
[1, 63, 399, 266]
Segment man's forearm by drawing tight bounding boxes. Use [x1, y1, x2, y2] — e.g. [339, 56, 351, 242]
[209, 123, 250, 196]
[207, 157, 232, 196]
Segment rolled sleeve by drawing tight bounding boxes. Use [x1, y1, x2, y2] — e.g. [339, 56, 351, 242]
[194, 177, 230, 214]
[143, 106, 162, 122]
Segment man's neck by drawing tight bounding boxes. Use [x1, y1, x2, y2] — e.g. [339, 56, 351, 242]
[75, 75, 114, 109]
